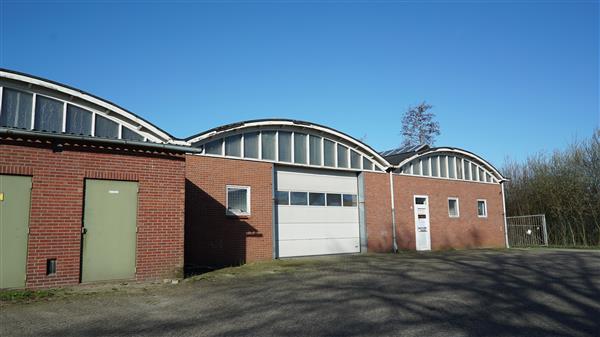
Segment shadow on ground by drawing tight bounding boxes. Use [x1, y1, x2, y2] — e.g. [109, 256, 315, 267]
[2, 249, 599, 337]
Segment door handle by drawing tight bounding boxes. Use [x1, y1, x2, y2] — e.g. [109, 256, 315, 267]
[82, 227, 87, 234]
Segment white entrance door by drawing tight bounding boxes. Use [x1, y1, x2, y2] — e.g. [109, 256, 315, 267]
[414, 195, 431, 251]
[276, 167, 360, 258]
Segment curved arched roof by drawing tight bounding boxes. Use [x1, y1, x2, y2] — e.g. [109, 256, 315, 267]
[186, 119, 391, 169]
[1, 69, 505, 179]
[394, 146, 506, 181]
[0, 68, 176, 143]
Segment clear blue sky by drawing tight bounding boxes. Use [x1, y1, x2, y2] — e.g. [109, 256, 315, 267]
[1, 0, 598, 167]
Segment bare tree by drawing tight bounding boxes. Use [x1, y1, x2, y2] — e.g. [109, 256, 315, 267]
[401, 101, 441, 146]
[503, 129, 600, 247]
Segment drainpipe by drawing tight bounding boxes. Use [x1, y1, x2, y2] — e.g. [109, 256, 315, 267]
[501, 182, 510, 248]
[389, 171, 398, 253]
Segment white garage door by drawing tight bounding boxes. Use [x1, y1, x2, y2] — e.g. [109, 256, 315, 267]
[275, 167, 360, 258]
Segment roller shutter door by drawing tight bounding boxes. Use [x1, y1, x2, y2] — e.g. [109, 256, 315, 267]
[275, 167, 360, 258]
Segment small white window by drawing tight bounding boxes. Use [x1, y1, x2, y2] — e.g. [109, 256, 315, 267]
[226, 185, 250, 216]
[448, 198, 459, 217]
[477, 199, 487, 218]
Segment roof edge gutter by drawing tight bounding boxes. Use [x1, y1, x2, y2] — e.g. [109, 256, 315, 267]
[0, 128, 202, 154]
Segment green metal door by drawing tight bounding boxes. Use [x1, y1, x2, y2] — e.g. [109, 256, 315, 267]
[0, 175, 32, 289]
[82, 179, 138, 282]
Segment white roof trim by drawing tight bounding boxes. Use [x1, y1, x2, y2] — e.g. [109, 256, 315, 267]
[186, 120, 391, 168]
[0, 70, 173, 143]
[394, 147, 506, 181]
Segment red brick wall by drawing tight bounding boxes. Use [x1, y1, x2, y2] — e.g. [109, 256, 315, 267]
[0, 137, 185, 289]
[393, 174, 506, 250]
[185, 155, 273, 269]
[363, 172, 394, 252]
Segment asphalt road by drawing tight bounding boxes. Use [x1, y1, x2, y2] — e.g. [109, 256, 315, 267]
[1, 249, 599, 337]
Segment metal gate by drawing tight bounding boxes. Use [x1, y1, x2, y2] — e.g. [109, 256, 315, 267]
[506, 214, 548, 247]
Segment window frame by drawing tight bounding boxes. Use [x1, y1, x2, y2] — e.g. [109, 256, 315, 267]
[323, 139, 336, 167]
[0, 86, 149, 141]
[342, 194, 358, 207]
[205, 138, 224, 155]
[225, 185, 251, 217]
[122, 126, 144, 141]
[94, 113, 119, 139]
[34, 94, 64, 133]
[431, 156, 439, 177]
[448, 197, 460, 218]
[275, 190, 290, 205]
[278, 131, 292, 162]
[477, 199, 488, 218]
[309, 135, 322, 166]
[336, 144, 349, 168]
[308, 192, 326, 206]
[0, 87, 34, 129]
[243, 131, 260, 159]
[293, 132, 307, 164]
[260, 130, 277, 160]
[186, 125, 384, 172]
[290, 191, 309, 206]
[362, 157, 374, 170]
[326, 193, 342, 207]
[65, 103, 94, 136]
[415, 196, 427, 205]
[350, 150, 361, 169]
[224, 134, 242, 157]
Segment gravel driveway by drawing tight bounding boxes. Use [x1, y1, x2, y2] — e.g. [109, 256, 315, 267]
[1, 249, 599, 337]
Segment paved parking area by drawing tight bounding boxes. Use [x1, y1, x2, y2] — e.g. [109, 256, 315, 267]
[1, 249, 599, 337]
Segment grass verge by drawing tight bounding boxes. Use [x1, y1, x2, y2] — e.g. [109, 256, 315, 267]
[0, 289, 55, 303]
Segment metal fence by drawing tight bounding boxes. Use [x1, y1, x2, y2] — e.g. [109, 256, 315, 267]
[506, 214, 548, 247]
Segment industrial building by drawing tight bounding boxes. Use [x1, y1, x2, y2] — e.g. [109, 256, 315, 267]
[0, 69, 507, 289]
